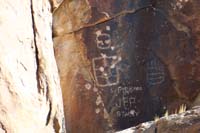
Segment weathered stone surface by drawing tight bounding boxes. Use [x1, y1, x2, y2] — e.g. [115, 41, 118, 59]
[117, 106, 200, 133]
[50, 0, 64, 11]
[53, 0, 200, 132]
[0, 0, 65, 132]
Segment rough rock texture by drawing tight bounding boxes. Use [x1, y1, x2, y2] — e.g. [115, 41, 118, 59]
[53, 0, 200, 132]
[0, 0, 65, 132]
[50, 0, 63, 11]
[117, 106, 200, 133]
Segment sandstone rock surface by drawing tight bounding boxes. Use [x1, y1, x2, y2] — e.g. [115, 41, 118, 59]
[0, 0, 65, 132]
[53, 0, 200, 132]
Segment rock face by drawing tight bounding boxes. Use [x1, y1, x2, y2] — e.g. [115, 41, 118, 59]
[117, 106, 200, 133]
[0, 0, 65, 132]
[53, 0, 200, 132]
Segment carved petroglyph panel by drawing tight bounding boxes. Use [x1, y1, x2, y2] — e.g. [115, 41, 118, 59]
[81, 18, 149, 130]
[80, 7, 178, 130]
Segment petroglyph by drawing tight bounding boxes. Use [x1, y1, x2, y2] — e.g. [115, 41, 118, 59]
[93, 25, 122, 87]
[92, 56, 121, 87]
[95, 26, 111, 49]
[85, 83, 92, 90]
[146, 55, 165, 86]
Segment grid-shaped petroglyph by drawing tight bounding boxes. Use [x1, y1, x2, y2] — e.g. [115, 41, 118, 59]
[92, 55, 120, 87]
[146, 57, 165, 86]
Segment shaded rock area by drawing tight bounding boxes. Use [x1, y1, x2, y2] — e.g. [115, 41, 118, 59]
[0, 0, 65, 132]
[53, 0, 200, 132]
[117, 106, 200, 133]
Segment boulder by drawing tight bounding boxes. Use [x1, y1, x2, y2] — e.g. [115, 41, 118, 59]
[0, 0, 65, 132]
[53, 0, 200, 132]
[117, 106, 200, 133]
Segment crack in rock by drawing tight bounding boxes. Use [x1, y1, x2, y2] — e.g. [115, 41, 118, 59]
[57, 5, 153, 36]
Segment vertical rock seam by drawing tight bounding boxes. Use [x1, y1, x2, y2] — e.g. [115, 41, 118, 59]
[30, 0, 64, 132]
[30, 0, 41, 93]
[0, 122, 7, 133]
[30, 0, 53, 126]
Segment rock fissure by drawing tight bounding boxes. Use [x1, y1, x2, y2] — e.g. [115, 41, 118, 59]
[0, 122, 7, 133]
[30, 0, 42, 93]
[30, 0, 54, 128]
[56, 5, 153, 36]
[46, 102, 52, 126]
